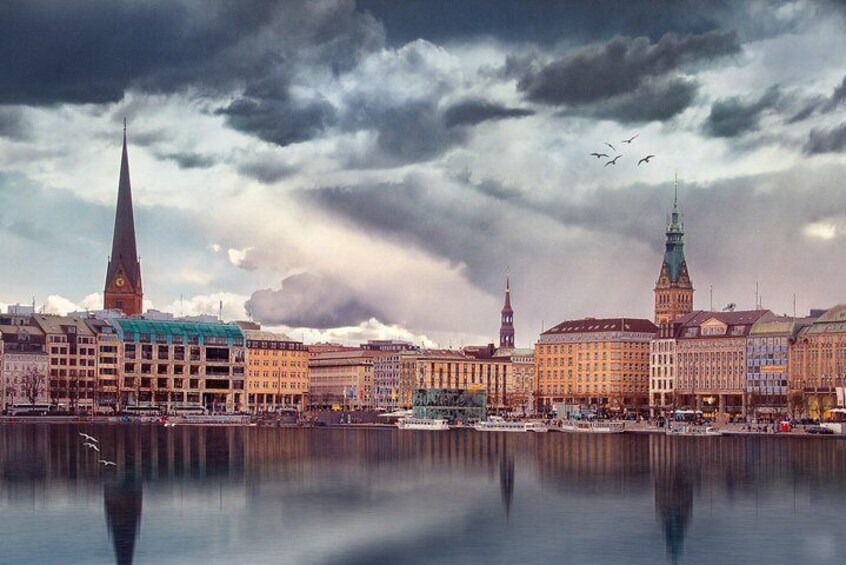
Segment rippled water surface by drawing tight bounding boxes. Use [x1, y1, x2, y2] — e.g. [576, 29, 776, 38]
[1, 424, 846, 564]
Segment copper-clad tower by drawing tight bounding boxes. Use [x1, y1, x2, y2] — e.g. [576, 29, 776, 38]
[104, 121, 143, 315]
[654, 174, 693, 326]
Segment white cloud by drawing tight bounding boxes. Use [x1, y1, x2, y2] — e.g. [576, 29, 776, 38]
[227, 246, 256, 270]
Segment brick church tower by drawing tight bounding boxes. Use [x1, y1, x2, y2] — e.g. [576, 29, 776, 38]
[104, 122, 143, 315]
[499, 274, 515, 348]
[654, 175, 693, 326]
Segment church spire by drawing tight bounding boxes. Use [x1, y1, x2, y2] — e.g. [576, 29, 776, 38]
[499, 269, 514, 349]
[104, 121, 143, 315]
[654, 174, 693, 326]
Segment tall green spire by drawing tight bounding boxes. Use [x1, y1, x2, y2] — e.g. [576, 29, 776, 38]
[663, 173, 686, 283]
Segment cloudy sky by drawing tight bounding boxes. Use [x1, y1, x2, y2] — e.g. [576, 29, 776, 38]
[2, 0, 846, 347]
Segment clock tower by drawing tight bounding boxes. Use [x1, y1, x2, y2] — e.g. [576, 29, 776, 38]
[104, 122, 143, 315]
[654, 174, 693, 326]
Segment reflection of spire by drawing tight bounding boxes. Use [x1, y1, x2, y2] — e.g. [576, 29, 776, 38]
[104, 473, 143, 565]
[653, 440, 694, 565]
[499, 454, 515, 520]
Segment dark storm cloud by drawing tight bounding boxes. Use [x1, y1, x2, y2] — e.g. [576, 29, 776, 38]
[703, 86, 781, 138]
[216, 94, 337, 147]
[359, 0, 739, 46]
[805, 123, 846, 154]
[559, 76, 698, 124]
[246, 272, 390, 329]
[518, 31, 740, 105]
[788, 75, 846, 123]
[443, 99, 534, 127]
[0, 1, 383, 146]
[155, 151, 216, 170]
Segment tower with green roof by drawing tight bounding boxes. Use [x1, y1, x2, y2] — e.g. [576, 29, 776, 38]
[654, 174, 694, 326]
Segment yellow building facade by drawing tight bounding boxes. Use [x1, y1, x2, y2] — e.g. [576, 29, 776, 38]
[244, 329, 309, 412]
[535, 318, 656, 412]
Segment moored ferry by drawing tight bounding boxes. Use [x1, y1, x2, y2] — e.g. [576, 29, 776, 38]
[474, 416, 530, 432]
[397, 417, 450, 431]
[558, 420, 625, 434]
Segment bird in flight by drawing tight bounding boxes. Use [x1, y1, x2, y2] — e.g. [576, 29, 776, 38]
[637, 154, 655, 166]
[590, 152, 609, 159]
[621, 134, 639, 144]
[83, 442, 101, 452]
[604, 142, 616, 151]
[98, 459, 117, 467]
[605, 155, 622, 167]
[78, 433, 98, 443]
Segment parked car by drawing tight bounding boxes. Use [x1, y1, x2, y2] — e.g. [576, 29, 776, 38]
[806, 425, 835, 435]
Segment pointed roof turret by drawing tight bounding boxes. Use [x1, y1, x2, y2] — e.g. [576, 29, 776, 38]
[105, 121, 142, 292]
[499, 269, 515, 349]
[662, 172, 686, 284]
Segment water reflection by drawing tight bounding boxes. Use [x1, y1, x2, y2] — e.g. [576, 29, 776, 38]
[1, 426, 846, 564]
[104, 474, 142, 565]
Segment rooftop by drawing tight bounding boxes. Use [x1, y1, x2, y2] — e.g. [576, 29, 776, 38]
[542, 317, 657, 336]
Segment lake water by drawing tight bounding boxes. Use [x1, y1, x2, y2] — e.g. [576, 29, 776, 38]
[1, 425, 845, 565]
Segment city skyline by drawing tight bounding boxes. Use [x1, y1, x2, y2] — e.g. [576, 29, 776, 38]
[3, 2, 846, 348]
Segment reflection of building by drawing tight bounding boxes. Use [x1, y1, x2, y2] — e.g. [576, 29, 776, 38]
[746, 316, 815, 417]
[104, 474, 143, 565]
[675, 310, 771, 416]
[104, 125, 144, 316]
[654, 177, 694, 326]
[535, 318, 657, 411]
[113, 318, 247, 413]
[789, 305, 846, 418]
[650, 436, 695, 565]
[500, 453, 515, 520]
[244, 329, 308, 412]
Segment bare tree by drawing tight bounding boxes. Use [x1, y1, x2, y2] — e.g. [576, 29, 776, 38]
[21, 367, 46, 406]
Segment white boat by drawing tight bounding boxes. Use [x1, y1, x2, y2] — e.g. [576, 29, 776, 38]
[397, 417, 450, 431]
[474, 416, 529, 432]
[666, 424, 722, 437]
[558, 420, 625, 434]
[525, 421, 549, 432]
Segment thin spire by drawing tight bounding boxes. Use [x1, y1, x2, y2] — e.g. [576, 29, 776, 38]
[673, 169, 679, 210]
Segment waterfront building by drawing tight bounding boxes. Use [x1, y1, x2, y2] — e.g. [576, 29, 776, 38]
[788, 305, 846, 418]
[535, 317, 657, 413]
[373, 351, 402, 411]
[243, 329, 308, 412]
[104, 124, 144, 315]
[495, 347, 535, 414]
[361, 339, 418, 352]
[30, 315, 98, 412]
[112, 318, 246, 413]
[398, 349, 509, 410]
[85, 317, 122, 412]
[746, 316, 815, 418]
[654, 177, 694, 326]
[648, 313, 702, 415]
[0, 322, 49, 410]
[308, 349, 381, 410]
[675, 310, 771, 417]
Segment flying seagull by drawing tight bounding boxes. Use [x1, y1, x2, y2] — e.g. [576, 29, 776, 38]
[590, 152, 609, 159]
[98, 459, 117, 467]
[83, 442, 100, 452]
[637, 154, 655, 166]
[621, 134, 639, 144]
[604, 142, 616, 151]
[605, 155, 622, 167]
[78, 433, 98, 443]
